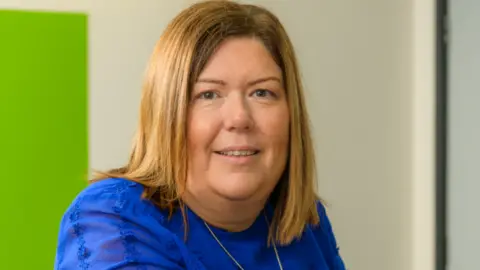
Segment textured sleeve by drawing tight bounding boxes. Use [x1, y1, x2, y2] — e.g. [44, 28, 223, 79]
[54, 179, 185, 270]
[312, 202, 347, 270]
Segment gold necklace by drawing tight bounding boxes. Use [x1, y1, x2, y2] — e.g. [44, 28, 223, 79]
[203, 212, 284, 270]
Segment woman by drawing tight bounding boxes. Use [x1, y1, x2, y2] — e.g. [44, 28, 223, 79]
[55, 1, 346, 269]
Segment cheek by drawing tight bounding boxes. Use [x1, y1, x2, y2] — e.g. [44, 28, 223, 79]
[259, 105, 290, 144]
[187, 110, 218, 155]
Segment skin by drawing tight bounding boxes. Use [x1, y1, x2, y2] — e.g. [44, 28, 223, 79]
[183, 37, 290, 232]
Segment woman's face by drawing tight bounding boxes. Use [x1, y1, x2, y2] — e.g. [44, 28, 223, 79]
[186, 37, 289, 202]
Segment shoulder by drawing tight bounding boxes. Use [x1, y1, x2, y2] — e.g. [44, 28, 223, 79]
[73, 177, 145, 202]
[65, 177, 169, 224]
[310, 201, 335, 246]
[55, 178, 184, 269]
[310, 201, 346, 269]
[315, 201, 333, 232]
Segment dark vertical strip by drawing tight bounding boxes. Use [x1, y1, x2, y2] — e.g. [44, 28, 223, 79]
[435, 0, 448, 270]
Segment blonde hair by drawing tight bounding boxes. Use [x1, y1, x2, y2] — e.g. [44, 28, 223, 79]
[92, 0, 320, 245]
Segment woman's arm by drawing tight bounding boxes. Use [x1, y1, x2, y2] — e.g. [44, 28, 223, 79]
[54, 180, 185, 270]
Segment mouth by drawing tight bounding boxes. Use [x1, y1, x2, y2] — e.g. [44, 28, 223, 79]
[214, 150, 260, 157]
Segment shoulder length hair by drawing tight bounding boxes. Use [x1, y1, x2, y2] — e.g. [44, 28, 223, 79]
[92, 0, 320, 245]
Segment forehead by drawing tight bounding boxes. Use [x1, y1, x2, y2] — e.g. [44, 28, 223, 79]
[198, 37, 282, 81]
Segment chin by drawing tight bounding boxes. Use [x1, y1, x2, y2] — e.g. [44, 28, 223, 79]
[217, 190, 257, 201]
[213, 179, 265, 202]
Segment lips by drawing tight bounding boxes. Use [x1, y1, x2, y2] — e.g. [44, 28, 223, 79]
[214, 146, 260, 157]
[216, 150, 259, 156]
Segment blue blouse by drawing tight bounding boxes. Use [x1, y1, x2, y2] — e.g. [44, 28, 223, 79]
[55, 178, 346, 269]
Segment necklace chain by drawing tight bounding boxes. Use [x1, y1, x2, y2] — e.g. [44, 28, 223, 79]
[203, 212, 284, 270]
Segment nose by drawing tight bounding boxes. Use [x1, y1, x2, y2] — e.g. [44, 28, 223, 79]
[223, 93, 254, 132]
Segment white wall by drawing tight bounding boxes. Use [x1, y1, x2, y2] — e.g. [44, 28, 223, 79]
[0, 1, 437, 269]
[265, 1, 414, 269]
[448, 1, 480, 269]
[261, 1, 436, 270]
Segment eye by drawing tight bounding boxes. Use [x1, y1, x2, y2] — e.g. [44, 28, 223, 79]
[197, 91, 219, 100]
[252, 89, 275, 98]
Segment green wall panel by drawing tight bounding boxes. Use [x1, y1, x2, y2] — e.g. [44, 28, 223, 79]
[0, 10, 88, 269]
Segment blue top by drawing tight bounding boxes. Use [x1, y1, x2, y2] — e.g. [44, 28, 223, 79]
[55, 178, 346, 269]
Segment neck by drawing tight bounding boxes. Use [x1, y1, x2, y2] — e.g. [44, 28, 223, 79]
[182, 191, 267, 232]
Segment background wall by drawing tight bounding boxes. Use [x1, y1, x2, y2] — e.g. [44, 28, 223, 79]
[448, 1, 480, 269]
[0, 0, 437, 269]
[265, 1, 414, 270]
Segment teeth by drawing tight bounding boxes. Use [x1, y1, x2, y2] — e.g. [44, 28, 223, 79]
[219, 150, 257, 156]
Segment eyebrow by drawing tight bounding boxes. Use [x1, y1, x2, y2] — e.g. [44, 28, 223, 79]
[196, 76, 282, 86]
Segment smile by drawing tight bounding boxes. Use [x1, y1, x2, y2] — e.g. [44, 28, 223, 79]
[215, 150, 259, 156]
